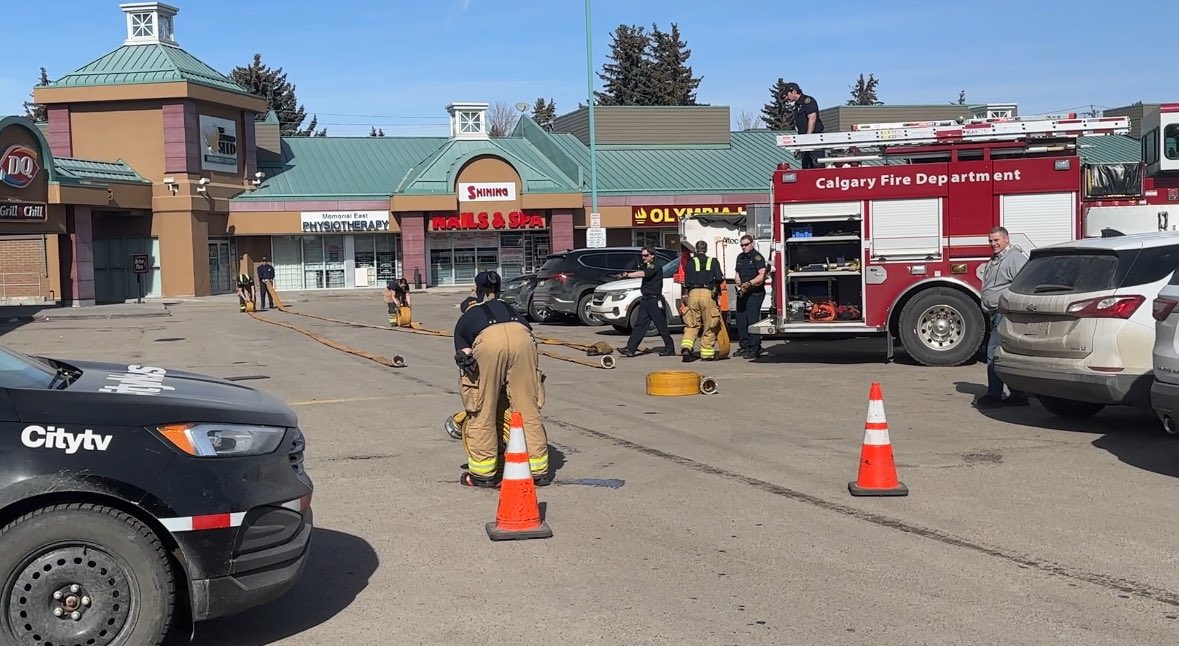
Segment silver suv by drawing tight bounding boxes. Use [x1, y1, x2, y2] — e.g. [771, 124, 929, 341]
[995, 233, 1179, 420]
[1149, 271, 1179, 435]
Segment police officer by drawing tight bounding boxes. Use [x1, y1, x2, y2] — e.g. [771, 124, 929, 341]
[680, 240, 723, 362]
[734, 234, 768, 359]
[615, 247, 676, 358]
[785, 82, 825, 169]
[453, 271, 551, 487]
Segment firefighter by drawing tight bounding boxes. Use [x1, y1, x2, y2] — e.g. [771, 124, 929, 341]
[383, 280, 404, 325]
[236, 273, 255, 312]
[784, 82, 825, 169]
[453, 270, 551, 488]
[734, 234, 768, 359]
[680, 240, 724, 362]
[614, 247, 676, 358]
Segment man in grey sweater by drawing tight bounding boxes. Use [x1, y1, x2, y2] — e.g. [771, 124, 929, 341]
[976, 226, 1030, 408]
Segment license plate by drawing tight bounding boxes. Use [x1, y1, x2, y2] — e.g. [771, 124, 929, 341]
[1025, 321, 1050, 336]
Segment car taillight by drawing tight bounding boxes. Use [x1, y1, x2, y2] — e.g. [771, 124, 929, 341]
[1066, 295, 1145, 319]
[1153, 297, 1179, 321]
[552, 272, 572, 283]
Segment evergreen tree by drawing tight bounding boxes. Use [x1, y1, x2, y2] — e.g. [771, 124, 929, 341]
[22, 68, 50, 122]
[368, 126, 385, 137]
[595, 25, 654, 106]
[531, 98, 557, 130]
[648, 23, 701, 105]
[229, 53, 325, 136]
[847, 73, 881, 106]
[761, 78, 793, 130]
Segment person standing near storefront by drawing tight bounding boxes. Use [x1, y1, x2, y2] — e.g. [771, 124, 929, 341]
[453, 271, 551, 487]
[614, 247, 676, 358]
[734, 235, 768, 359]
[680, 241, 724, 362]
[257, 257, 275, 310]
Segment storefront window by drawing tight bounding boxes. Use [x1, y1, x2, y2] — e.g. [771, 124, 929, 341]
[428, 231, 550, 285]
[632, 229, 679, 251]
[271, 235, 351, 290]
[353, 234, 401, 287]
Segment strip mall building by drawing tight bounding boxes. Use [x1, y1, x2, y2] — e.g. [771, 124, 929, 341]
[0, 2, 1144, 304]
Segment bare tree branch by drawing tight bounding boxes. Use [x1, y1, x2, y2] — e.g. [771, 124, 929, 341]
[735, 110, 760, 131]
[487, 100, 521, 138]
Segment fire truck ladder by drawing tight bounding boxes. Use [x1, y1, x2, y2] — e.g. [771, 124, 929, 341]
[775, 115, 1132, 153]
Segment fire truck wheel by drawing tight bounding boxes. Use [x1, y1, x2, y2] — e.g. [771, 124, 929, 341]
[897, 287, 985, 367]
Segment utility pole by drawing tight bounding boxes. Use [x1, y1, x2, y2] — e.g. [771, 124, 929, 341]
[584, 0, 598, 215]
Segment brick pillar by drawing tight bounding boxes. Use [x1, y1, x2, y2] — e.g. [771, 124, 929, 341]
[550, 209, 574, 253]
[400, 213, 427, 287]
[61, 205, 95, 306]
[46, 106, 72, 157]
[241, 109, 257, 179]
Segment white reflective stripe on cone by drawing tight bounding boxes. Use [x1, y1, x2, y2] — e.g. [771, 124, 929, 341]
[866, 399, 887, 423]
[506, 424, 527, 453]
[862, 428, 892, 446]
[503, 458, 532, 480]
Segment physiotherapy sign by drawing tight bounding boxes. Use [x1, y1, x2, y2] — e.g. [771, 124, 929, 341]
[631, 204, 746, 227]
[300, 210, 391, 233]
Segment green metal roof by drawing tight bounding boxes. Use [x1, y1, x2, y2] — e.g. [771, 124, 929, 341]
[395, 138, 579, 195]
[52, 43, 256, 96]
[546, 130, 794, 195]
[235, 136, 448, 201]
[53, 157, 150, 185]
[1077, 135, 1140, 164]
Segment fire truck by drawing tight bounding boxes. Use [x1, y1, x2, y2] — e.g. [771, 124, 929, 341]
[751, 105, 1179, 367]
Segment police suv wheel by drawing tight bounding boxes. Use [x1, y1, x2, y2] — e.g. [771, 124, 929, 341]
[0, 503, 175, 646]
[898, 287, 985, 367]
[628, 306, 658, 337]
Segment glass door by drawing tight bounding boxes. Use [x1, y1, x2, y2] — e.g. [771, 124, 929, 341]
[208, 240, 233, 294]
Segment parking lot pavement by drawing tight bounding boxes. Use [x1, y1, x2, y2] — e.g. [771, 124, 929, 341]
[3, 290, 1179, 645]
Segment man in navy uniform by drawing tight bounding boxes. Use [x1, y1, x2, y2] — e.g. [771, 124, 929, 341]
[785, 82, 825, 169]
[734, 235, 768, 359]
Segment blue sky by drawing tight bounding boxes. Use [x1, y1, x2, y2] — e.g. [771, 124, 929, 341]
[2, 0, 1174, 137]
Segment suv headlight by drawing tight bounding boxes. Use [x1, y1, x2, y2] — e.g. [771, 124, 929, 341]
[606, 290, 629, 301]
[157, 423, 287, 457]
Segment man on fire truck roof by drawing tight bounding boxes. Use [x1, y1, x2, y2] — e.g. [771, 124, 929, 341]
[785, 82, 825, 169]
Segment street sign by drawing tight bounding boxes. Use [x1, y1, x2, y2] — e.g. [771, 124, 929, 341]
[131, 254, 149, 304]
[589, 212, 601, 228]
[586, 227, 606, 248]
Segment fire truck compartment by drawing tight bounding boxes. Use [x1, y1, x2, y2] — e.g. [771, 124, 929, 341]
[782, 216, 865, 324]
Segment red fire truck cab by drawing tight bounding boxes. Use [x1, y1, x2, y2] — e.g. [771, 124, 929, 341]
[754, 109, 1179, 366]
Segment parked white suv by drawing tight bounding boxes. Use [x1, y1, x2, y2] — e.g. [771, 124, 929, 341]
[590, 256, 685, 335]
[994, 233, 1179, 420]
[1149, 271, 1179, 435]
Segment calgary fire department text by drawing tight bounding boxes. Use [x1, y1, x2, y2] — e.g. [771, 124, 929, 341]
[816, 169, 1023, 191]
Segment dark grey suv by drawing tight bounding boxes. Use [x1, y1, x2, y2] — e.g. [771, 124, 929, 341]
[531, 247, 677, 325]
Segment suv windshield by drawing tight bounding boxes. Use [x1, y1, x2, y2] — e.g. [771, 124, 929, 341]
[1012, 245, 1179, 296]
[1009, 252, 1120, 295]
[0, 345, 56, 389]
[661, 257, 680, 277]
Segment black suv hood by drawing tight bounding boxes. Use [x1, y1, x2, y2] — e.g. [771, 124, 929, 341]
[13, 358, 298, 428]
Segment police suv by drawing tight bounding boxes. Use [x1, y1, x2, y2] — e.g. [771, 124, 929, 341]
[0, 344, 313, 645]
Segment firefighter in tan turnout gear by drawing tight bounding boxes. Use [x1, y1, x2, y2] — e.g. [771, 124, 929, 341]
[680, 240, 724, 362]
[453, 271, 551, 488]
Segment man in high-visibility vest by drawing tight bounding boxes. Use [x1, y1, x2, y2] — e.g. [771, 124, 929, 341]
[679, 240, 723, 362]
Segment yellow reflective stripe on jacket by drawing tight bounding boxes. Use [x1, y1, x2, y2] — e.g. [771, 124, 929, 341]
[467, 457, 498, 477]
[691, 256, 714, 272]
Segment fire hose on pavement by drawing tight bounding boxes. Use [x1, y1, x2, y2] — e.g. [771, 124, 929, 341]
[257, 301, 625, 370]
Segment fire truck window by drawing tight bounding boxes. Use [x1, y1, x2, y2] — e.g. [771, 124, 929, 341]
[1009, 252, 1119, 295]
[1166, 125, 1179, 160]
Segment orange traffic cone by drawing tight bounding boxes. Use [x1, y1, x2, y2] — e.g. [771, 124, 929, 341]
[848, 382, 909, 497]
[486, 412, 553, 541]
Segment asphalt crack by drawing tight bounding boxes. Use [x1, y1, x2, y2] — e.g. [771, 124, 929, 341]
[552, 418, 1179, 609]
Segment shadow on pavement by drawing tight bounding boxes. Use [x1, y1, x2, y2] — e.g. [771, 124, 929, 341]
[188, 527, 378, 645]
[955, 380, 1179, 478]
